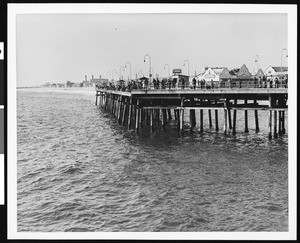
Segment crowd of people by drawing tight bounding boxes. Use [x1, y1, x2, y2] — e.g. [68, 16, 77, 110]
[95, 75, 288, 91]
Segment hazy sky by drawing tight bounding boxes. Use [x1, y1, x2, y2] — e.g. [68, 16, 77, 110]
[16, 13, 287, 87]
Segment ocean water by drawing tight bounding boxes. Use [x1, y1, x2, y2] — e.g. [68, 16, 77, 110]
[17, 88, 288, 232]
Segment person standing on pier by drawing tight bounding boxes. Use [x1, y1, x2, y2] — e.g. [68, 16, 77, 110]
[274, 77, 279, 88]
[192, 78, 197, 89]
[181, 77, 185, 89]
[172, 78, 177, 88]
[168, 78, 172, 89]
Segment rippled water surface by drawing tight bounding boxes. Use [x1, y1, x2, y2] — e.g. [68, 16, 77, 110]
[17, 88, 288, 232]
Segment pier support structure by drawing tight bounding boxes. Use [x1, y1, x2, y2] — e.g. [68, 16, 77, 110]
[95, 88, 287, 139]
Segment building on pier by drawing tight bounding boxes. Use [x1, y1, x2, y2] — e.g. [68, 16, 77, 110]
[254, 69, 265, 79]
[229, 64, 252, 80]
[198, 67, 234, 87]
[171, 69, 190, 88]
[264, 66, 288, 80]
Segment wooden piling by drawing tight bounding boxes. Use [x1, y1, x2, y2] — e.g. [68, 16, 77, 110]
[104, 94, 108, 111]
[118, 97, 123, 124]
[254, 100, 259, 132]
[232, 100, 237, 135]
[157, 109, 160, 126]
[215, 109, 219, 131]
[145, 109, 149, 126]
[180, 98, 184, 133]
[268, 110, 272, 139]
[135, 99, 139, 133]
[122, 98, 127, 126]
[167, 109, 172, 121]
[254, 110, 259, 132]
[228, 109, 232, 130]
[111, 96, 114, 116]
[176, 109, 180, 130]
[117, 97, 121, 121]
[244, 100, 249, 133]
[274, 110, 278, 138]
[139, 105, 143, 129]
[278, 111, 282, 135]
[223, 108, 227, 135]
[268, 96, 272, 139]
[128, 98, 132, 129]
[199, 109, 203, 133]
[174, 109, 177, 121]
[95, 93, 98, 106]
[162, 109, 167, 131]
[180, 109, 184, 132]
[232, 109, 237, 135]
[282, 111, 286, 134]
[190, 109, 196, 130]
[150, 109, 154, 132]
[208, 109, 212, 128]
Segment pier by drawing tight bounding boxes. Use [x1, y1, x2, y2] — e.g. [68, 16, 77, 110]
[95, 83, 288, 139]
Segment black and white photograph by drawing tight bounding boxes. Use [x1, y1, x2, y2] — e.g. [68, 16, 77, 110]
[7, 3, 297, 240]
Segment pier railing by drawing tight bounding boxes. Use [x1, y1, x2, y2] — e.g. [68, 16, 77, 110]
[96, 80, 288, 92]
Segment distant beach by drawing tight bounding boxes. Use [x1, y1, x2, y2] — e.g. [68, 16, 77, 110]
[17, 87, 96, 95]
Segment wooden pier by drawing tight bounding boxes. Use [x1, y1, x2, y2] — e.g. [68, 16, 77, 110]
[95, 87, 288, 139]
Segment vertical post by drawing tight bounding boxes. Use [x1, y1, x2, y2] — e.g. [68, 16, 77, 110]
[104, 93, 108, 111]
[228, 109, 232, 130]
[180, 98, 184, 133]
[199, 109, 203, 133]
[122, 98, 127, 126]
[161, 109, 164, 130]
[114, 96, 117, 117]
[157, 109, 160, 126]
[139, 106, 143, 129]
[118, 97, 123, 124]
[180, 109, 184, 133]
[95, 93, 98, 106]
[282, 111, 286, 134]
[215, 109, 219, 131]
[223, 108, 227, 135]
[190, 109, 196, 130]
[232, 100, 237, 135]
[128, 97, 132, 129]
[269, 110, 272, 139]
[145, 108, 149, 126]
[174, 109, 177, 121]
[135, 99, 139, 133]
[208, 109, 212, 128]
[162, 109, 167, 131]
[254, 100, 259, 132]
[226, 99, 232, 130]
[100, 93, 102, 107]
[150, 109, 154, 132]
[244, 100, 249, 133]
[176, 110, 180, 130]
[278, 111, 282, 135]
[255, 110, 259, 132]
[167, 109, 172, 121]
[274, 110, 278, 138]
[268, 96, 272, 139]
[111, 96, 114, 116]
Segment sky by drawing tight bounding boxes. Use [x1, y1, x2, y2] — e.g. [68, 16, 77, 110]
[16, 13, 287, 87]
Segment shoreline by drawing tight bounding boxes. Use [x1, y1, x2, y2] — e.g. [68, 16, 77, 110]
[17, 87, 96, 95]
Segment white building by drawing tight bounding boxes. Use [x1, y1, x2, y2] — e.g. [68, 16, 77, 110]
[264, 66, 288, 78]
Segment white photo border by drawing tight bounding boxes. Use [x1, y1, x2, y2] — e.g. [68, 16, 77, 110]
[7, 3, 297, 240]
